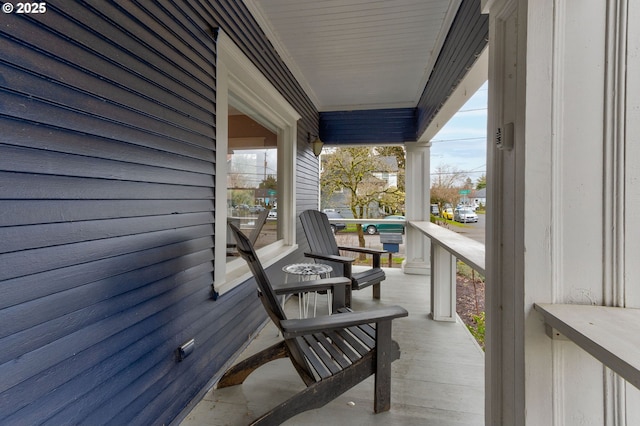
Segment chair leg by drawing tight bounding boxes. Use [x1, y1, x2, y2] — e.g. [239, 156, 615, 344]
[331, 282, 347, 312]
[374, 320, 392, 413]
[218, 341, 287, 388]
[373, 283, 381, 299]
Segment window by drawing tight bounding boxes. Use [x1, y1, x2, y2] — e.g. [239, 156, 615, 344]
[226, 107, 278, 257]
[214, 31, 300, 295]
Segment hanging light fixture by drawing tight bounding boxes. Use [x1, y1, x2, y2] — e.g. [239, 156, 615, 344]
[307, 132, 324, 157]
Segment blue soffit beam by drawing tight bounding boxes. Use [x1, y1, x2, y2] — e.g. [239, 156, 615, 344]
[319, 108, 417, 145]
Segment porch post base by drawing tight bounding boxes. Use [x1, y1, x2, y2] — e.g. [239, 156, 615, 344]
[401, 260, 430, 275]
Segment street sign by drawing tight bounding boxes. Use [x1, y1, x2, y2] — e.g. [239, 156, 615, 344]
[459, 189, 471, 195]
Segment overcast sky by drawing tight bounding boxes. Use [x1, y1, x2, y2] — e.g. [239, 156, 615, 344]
[430, 81, 487, 186]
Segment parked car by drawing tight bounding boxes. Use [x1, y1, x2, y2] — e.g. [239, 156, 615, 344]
[457, 203, 476, 212]
[362, 215, 405, 234]
[442, 208, 454, 220]
[267, 209, 277, 218]
[324, 211, 346, 233]
[454, 208, 478, 223]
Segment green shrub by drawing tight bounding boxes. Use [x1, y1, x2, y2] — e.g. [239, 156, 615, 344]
[467, 311, 485, 350]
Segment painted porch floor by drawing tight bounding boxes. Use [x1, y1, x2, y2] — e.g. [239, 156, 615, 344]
[179, 268, 484, 426]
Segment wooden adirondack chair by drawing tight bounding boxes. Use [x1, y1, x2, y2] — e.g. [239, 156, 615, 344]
[300, 209, 387, 306]
[219, 223, 408, 425]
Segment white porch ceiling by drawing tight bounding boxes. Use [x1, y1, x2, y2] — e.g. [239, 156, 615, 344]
[244, 0, 461, 112]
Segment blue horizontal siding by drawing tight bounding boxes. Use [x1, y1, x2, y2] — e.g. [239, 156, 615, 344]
[319, 108, 417, 144]
[0, 0, 318, 425]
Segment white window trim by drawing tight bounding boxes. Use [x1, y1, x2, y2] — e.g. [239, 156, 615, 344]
[214, 31, 300, 296]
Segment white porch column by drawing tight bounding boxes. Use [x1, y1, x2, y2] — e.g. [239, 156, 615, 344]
[484, 0, 640, 424]
[402, 141, 430, 275]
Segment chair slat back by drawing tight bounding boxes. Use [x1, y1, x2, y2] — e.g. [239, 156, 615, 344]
[299, 210, 340, 255]
[299, 210, 344, 275]
[248, 208, 270, 244]
[229, 223, 286, 327]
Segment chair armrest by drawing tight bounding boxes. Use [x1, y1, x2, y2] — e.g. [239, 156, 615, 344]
[281, 305, 408, 338]
[304, 252, 355, 264]
[337, 245, 388, 255]
[272, 277, 350, 295]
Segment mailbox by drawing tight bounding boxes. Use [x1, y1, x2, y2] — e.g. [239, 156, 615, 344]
[380, 233, 403, 253]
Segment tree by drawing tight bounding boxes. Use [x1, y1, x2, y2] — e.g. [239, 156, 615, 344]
[378, 189, 405, 216]
[476, 174, 487, 190]
[228, 171, 251, 189]
[230, 189, 253, 208]
[430, 164, 468, 212]
[376, 146, 406, 192]
[464, 177, 473, 189]
[259, 175, 277, 190]
[321, 147, 401, 249]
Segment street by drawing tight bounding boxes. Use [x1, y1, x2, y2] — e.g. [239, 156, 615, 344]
[449, 213, 485, 244]
[333, 214, 486, 254]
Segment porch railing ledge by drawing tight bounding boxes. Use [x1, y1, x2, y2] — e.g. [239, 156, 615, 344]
[534, 303, 640, 391]
[409, 220, 485, 322]
[409, 221, 485, 274]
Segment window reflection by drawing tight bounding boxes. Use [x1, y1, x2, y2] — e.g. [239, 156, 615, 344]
[226, 109, 278, 261]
